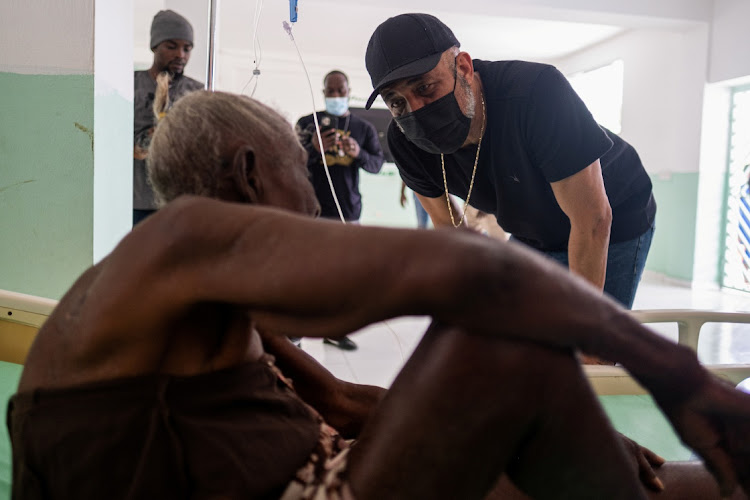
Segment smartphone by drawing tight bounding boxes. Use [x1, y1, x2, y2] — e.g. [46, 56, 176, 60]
[320, 116, 339, 134]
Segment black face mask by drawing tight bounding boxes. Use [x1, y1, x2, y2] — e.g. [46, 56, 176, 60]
[394, 73, 472, 155]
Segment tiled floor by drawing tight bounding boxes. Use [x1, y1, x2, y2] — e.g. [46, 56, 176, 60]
[300, 279, 750, 388]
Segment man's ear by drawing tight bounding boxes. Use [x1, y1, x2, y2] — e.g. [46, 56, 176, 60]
[456, 51, 474, 80]
[232, 144, 262, 204]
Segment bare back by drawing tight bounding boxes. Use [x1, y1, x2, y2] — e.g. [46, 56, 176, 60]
[18, 201, 266, 392]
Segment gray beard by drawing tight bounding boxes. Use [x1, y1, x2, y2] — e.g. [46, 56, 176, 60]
[459, 74, 475, 119]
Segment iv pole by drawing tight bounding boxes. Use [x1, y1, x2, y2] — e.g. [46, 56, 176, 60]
[206, 0, 219, 90]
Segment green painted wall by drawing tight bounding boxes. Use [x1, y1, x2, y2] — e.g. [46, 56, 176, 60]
[0, 72, 95, 299]
[646, 172, 699, 282]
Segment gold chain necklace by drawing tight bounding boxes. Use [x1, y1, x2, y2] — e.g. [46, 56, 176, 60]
[441, 95, 485, 228]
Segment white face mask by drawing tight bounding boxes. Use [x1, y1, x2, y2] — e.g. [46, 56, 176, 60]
[325, 97, 349, 116]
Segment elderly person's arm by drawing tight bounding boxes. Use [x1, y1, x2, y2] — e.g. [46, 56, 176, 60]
[149, 198, 748, 496]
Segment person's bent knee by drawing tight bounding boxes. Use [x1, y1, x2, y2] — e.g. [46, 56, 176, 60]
[418, 323, 585, 406]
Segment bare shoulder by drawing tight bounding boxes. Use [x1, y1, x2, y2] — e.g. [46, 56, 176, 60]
[118, 196, 259, 265]
[96, 195, 308, 317]
[103, 196, 256, 300]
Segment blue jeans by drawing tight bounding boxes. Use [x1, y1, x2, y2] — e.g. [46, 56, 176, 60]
[514, 223, 655, 310]
[414, 192, 430, 229]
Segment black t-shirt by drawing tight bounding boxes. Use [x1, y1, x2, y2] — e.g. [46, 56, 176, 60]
[389, 59, 656, 251]
[296, 112, 384, 221]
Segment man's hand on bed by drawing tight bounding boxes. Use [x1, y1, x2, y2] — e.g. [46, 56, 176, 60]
[618, 433, 665, 491]
[654, 374, 750, 498]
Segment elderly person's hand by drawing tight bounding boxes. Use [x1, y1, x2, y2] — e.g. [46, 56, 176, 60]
[652, 372, 750, 498]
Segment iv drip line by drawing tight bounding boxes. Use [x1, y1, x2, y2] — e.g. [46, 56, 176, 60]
[241, 0, 264, 97]
[282, 18, 406, 363]
[283, 20, 346, 223]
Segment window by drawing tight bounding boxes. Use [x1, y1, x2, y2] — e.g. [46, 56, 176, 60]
[567, 59, 624, 134]
[722, 85, 750, 292]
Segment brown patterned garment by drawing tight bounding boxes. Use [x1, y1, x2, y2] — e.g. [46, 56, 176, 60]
[279, 421, 355, 500]
[269, 360, 356, 500]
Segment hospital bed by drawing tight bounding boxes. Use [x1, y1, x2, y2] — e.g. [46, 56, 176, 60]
[0, 289, 56, 365]
[584, 309, 750, 460]
[0, 288, 749, 494]
[0, 289, 57, 497]
[586, 309, 750, 395]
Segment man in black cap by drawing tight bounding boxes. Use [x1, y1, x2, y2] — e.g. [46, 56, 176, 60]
[364, 13, 656, 314]
[133, 9, 204, 226]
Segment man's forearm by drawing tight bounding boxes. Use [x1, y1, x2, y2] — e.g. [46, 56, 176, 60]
[355, 149, 384, 174]
[567, 223, 610, 291]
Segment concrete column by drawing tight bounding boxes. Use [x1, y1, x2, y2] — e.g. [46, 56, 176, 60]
[94, 0, 135, 262]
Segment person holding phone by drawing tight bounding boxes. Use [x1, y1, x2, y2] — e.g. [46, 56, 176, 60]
[295, 70, 385, 351]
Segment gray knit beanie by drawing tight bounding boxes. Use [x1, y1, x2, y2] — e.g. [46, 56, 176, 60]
[150, 10, 194, 50]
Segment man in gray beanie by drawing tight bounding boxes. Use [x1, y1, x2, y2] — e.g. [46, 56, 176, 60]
[133, 9, 204, 226]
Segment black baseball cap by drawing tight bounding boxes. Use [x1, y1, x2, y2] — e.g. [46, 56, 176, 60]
[365, 13, 460, 109]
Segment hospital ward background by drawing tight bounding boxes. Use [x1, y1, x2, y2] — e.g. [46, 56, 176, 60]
[3, 0, 750, 498]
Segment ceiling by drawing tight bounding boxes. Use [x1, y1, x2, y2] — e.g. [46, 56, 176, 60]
[216, 1, 625, 63]
[135, 0, 636, 70]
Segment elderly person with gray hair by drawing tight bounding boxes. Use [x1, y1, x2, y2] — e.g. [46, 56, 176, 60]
[8, 90, 750, 500]
[133, 9, 204, 226]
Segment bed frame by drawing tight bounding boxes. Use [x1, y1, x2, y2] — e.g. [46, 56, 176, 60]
[585, 309, 750, 395]
[0, 289, 56, 364]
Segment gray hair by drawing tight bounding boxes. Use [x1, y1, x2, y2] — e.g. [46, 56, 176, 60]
[148, 91, 296, 206]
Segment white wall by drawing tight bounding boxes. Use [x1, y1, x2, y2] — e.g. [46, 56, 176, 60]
[554, 24, 709, 177]
[709, 0, 750, 84]
[218, 50, 382, 127]
[0, 0, 94, 74]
